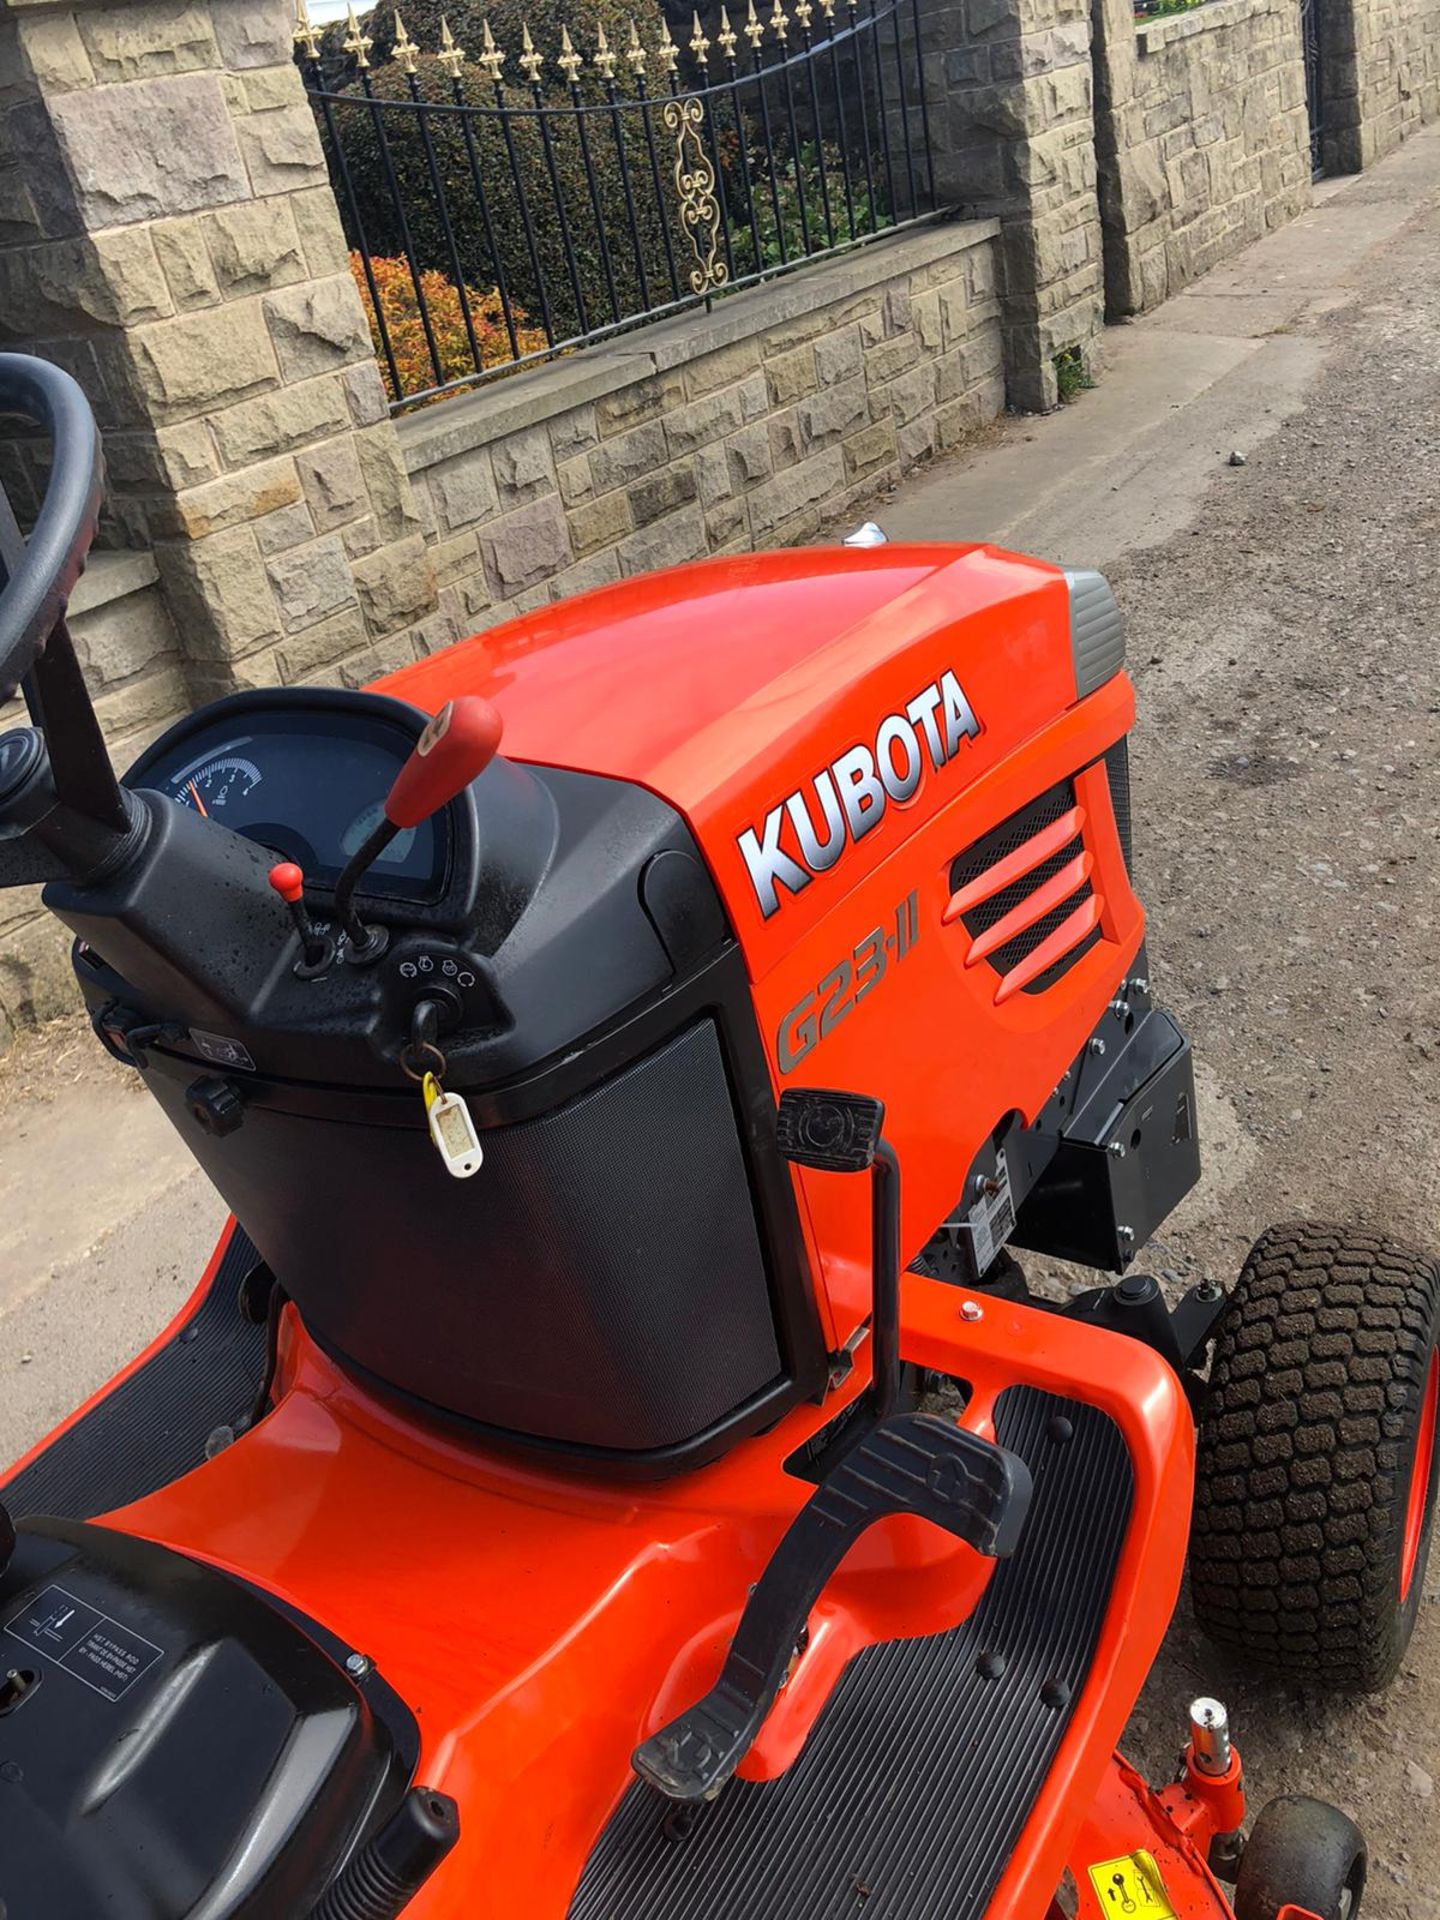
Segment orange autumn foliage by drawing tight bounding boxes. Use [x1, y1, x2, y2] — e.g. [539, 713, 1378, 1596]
[349, 251, 547, 405]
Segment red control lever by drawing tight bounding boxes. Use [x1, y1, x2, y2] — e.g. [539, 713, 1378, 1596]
[268, 860, 329, 970]
[385, 697, 503, 830]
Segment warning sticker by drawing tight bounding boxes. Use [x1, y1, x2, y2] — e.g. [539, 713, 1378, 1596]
[6, 1584, 165, 1703]
[966, 1149, 1016, 1275]
[1086, 1852, 1178, 1919]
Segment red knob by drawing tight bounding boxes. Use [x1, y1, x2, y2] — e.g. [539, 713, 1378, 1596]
[384, 696, 504, 831]
[268, 861, 306, 905]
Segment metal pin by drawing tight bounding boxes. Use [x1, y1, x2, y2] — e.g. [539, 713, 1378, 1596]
[1189, 1697, 1232, 1776]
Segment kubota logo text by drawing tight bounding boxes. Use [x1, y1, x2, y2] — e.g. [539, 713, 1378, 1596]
[737, 670, 981, 919]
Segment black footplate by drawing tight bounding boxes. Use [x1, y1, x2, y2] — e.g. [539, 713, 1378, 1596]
[571, 1388, 1133, 1920]
[634, 1413, 1032, 1802]
[3, 1228, 269, 1521]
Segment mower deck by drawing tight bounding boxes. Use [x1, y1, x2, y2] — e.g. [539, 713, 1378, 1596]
[569, 1389, 1132, 1920]
[2, 1229, 267, 1521]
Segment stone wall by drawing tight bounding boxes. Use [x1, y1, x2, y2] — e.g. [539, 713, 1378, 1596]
[1321, 0, 1440, 173]
[1091, 0, 1312, 316]
[922, 0, 1107, 410]
[397, 221, 1004, 640]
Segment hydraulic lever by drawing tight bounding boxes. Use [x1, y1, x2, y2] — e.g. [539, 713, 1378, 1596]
[331, 695, 503, 963]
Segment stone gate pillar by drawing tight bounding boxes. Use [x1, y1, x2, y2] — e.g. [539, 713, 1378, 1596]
[0, 0, 441, 705]
[917, 0, 1105, 410]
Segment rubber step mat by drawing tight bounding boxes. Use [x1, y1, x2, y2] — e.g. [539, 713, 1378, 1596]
[3, 1228, 268, 1523]
[569, 1388, 1132, 1920]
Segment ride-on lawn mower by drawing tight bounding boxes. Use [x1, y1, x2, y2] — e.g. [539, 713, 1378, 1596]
[1, 349, 1437, 1920]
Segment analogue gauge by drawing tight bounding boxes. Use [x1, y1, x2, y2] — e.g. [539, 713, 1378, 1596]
[341, 799, 418, 867]
[168, 752, 263, 818]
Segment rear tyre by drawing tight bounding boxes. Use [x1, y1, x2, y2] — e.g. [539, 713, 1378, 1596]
[1231, 1794, 1366, 1920]
[1191, 1222, 1440, 1691]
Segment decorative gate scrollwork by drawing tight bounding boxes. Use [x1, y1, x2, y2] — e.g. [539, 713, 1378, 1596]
[664, 97, 729, 295]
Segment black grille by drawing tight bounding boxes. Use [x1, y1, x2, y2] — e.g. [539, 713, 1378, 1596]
[948, 779, 1099, 996]
[1106, 739, 1133, 871]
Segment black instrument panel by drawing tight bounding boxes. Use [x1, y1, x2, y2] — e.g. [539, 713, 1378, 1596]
[125, 696, 446, 902]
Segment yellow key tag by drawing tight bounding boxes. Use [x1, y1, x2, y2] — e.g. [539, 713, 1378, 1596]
[422, 1070, 483, 1179]
[1086, 1852, 1177, 1920]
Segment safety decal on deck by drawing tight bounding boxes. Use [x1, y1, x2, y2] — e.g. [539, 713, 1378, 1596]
[6, 1582, 165, 1703]
[1085, 1850, 1178, 1919]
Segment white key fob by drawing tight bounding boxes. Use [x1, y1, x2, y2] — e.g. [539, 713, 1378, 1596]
[423, 1073, 484, 1179]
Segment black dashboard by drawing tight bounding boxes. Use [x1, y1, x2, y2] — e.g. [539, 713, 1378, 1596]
[125, 692, 446, 902]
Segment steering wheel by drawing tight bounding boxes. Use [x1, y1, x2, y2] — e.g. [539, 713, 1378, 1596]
[0, 353, 104, 705]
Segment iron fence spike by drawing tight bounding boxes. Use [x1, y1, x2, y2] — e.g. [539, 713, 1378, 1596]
[392, 7, 419, 72]
[343, 1, 372, 67]
[519, 19, 545, 82]
[689, 8, 710, 61]
[558, 22, 583, 79]
[744, 0, 765, 47]
[437, 14, 467, 73]
[593, 20, 617, 77]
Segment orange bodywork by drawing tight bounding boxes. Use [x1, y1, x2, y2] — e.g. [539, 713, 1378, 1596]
[10, 544, 1204, 1916]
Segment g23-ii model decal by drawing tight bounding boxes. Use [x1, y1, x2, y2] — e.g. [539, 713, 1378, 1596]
[737, 670, 981, 920]
[777, 892, 919, 1073]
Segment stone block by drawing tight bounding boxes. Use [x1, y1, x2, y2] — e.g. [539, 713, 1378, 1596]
[769, 411, 803, 472]
[414, 606, 463, 655]
[131, 300, 277, 422]
[153, 216, 221, 310]
[275, 604, 368, 682]
[267, 531, 357, 632]
[704, 495, 748, 548]
[912, 287, 944, 353]
[765, 343, 818, 407]
[882, 361, 938, 427]
[208, 201, 306, 295]
[30, 228, 173, 329]
[340, 513, 380, 559]
[93, 659, 192, 737]
[353, 424, 420, 540]
[492, 424, 555, 505]
[290, 185, 352, 280]
[798, 376, 868, 448]
[479, 494, 572, 596]
[236, 103, 327, 197]
[813, 323, 863, 388]
[430, 531, 480, 588]
[157, 527, 280, 657]
[568, 488, 632, 556]
[595, 372, 683, 436]
[163, 455, 303, 538]
[548, 404, 598, 460]
[665, 383, 750, 457]
[77, 4, 218, 84]
[208, 374, 350, 468]
[297, 436, 366, 531]
[617, 503, 706, 578]
[70, 585, 177, 687]
[50, 75, 249, 225]
[338, 632, 421, 690]
[865, 333, 920, 385]
[726, 423, 772, 488]
[106, 419, 218, 491]
[343, 359, 389, 427]
[629, 466, 698, 528]
[842, 417, 898, 481]
[427, 448, 497, 533]
[589, 420, 668, 495]
[556, 453, 593, 507]
[747, 449, 845, 540]
[694, 444, 732, 508]
[264, 274, 370, 382]
[255, 500, 316, 554]
[212, 1, 295, 71]
[546, 549, 623, 602]
[684, 338, 762, 399]
[242, 66, 301, 113]
[16, 14, 94, 92]
[897, 414, 937, 471]
[353, 532, 436, 635]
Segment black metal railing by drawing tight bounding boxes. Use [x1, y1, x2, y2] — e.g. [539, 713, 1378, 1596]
[294, 2, 937, 408]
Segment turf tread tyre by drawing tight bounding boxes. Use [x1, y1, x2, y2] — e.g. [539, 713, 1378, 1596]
[1191, 1222, 1440, 1691]
[1231, 1793, 1366, 1920]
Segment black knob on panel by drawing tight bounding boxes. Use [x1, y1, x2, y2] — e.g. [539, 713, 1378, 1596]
[185, 1074, 245, 1138]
